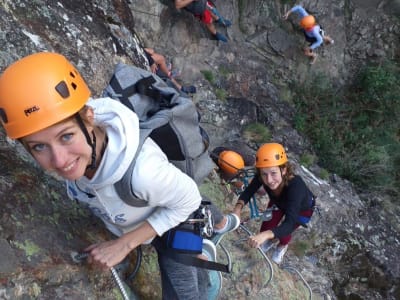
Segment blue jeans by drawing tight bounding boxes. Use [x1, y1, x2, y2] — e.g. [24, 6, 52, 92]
[157, 248, 209, 300]
[155, 198, 223, 299]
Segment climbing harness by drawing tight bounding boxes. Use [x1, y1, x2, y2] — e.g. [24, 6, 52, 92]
[261, 204, 280, 221]
[186, 203, 214, 238]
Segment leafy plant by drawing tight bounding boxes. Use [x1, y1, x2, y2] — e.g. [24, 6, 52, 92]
[215, 88, 227, 101]
[218, 66, 230, 78]
[242, 123, 271, 143]
[319, 168, 330, 180]
[300, 153, 315, 167]
[200, 69, 214, 84]
[292, 61, 400, 200]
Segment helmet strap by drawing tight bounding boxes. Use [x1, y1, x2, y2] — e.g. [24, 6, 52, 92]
[75, 114, 97, 170]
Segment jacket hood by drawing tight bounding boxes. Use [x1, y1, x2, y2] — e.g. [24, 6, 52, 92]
[76, 97, 139, 189]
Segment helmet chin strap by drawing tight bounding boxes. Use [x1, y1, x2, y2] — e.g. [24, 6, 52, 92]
[75, 114, 97, 170]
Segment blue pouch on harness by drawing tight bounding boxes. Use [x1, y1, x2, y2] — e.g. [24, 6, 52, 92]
[297, 196, 316, 226]
[166, 227, 203, 254]
[297, 215, 311, 225]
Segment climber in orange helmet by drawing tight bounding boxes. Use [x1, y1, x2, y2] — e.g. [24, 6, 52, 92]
[0, 52, 240, 299]
[233, 143, 316, 264]
[283, 5, 334, 64]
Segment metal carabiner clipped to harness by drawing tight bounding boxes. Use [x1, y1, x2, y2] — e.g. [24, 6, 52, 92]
[186, 203, 214, 238]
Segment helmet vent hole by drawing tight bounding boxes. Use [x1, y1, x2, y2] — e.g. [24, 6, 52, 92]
[71, 82, 77, 90]
[55, 81, 70, 99]
[70, 71, 76, 78]
[0, 108, 8, 123]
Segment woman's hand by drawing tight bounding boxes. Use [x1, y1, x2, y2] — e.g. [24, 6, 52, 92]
[85, 237, 132, 269]
[248, 230, 274, 248]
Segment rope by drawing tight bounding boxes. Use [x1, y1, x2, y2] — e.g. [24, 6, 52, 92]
[281, 264, 313, 300]
[71, 251, 138, 300]
[238, 224, 274, 288]
[218, 242, 232, 272]
[111, 267, 130, 300]
[127, 245, 143, 282]
[236, 227, 314, 298]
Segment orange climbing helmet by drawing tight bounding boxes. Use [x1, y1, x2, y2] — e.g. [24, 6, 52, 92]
[255, 143, 288, 168]
[300, 15, 316, 30]
[0, 52, 91, 139]
[218, 150, 245, 175]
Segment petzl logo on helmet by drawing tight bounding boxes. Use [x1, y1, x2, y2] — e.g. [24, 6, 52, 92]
[24, 105, 40, 116]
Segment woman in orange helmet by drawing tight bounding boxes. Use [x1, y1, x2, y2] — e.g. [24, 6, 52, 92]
[283, 5, 334, 64]
[0, 52, 239, 299]
[233, 143, 315, 264]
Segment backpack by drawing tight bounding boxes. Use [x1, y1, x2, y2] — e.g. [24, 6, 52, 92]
[102, 63, 215, 206]
[102, 64, 230, 274]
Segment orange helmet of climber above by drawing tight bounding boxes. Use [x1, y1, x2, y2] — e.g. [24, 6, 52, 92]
[255, 143, 288, 168]
[0, 52, 91, 139]
[300, 15, 316, 30]
[218, 150, 245, 175]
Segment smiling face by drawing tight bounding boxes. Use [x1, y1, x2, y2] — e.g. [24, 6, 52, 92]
[22, 117, 94, 181]
[259, 166, 286, 192]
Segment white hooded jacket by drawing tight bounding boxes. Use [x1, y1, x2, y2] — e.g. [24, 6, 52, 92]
[66, 98, 202, 240]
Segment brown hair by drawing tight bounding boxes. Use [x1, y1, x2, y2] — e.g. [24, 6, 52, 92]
[256, 161, 296, 187]
[279, 162, 295, 187]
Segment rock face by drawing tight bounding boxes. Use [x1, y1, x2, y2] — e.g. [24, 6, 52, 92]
[0, 1, 399, 300]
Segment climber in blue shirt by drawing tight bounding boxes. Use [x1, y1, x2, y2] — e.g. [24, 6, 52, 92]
[283, 5, 334, 64]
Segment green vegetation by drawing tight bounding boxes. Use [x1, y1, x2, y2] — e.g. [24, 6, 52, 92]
[242, 123, 271, 143]
[291, 240, 311, 258]
[12, 239, 41, 261]
[215, 88, 227, 101]
[319, 168, 330, 180]
[218, 65, 231, 78]
[293, 61, 400, 200]
[200, 69, 215, 85]
[299, 153, 315, 167]
[200, 69, 230, 101]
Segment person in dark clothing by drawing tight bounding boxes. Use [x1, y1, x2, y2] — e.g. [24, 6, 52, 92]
[232, 143, 315, 264]
[175, 0, 231, 42]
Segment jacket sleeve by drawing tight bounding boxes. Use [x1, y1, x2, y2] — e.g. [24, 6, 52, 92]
[271, 177, 307, 238]
[290, 5, 309, 18]
[239, 175, 263, 205]
[131, 139, 202, 236]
